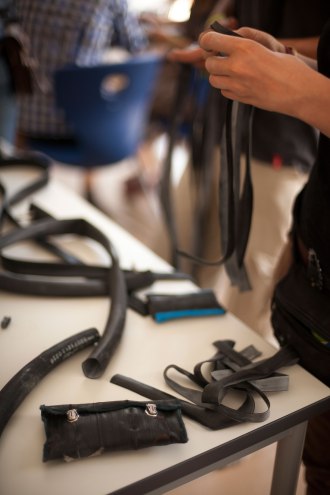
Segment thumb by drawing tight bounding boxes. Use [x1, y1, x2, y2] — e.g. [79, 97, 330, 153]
[199, 31, 245, 55]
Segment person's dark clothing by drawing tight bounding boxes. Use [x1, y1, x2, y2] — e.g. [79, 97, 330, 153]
[289, 16, 330, 494]
[295, 17, 330, 280]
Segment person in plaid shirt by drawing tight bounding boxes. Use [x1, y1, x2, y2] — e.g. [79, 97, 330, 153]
[15, 0, 148, 139]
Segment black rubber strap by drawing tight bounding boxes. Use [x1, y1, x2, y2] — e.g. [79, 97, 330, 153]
[190, 87, 223, 274]
[202, 345, 298, 405]
[175, 98, 236, 266]
[163, 363, 271, 423]
[159, 63, 193, 269]
[110, 373, 248, 430]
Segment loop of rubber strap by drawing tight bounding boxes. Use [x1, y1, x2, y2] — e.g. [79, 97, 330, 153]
[110, 342, 299, 428]
[160, 78, 254, 286]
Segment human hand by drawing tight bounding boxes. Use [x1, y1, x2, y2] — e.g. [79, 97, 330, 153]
[167, 25, 285, 70]
[235, 27, 287, 53]
[167, 43, 207, 69]
[198, 29, 315, 117]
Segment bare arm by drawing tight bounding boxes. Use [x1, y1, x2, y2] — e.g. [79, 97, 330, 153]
[278, 36, 319, 59]
[199, 29, 330, 138]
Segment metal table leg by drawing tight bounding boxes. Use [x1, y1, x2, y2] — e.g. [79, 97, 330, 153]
[271, 421, 307, 495]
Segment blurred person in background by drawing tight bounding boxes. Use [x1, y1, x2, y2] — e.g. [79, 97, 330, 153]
[15, 0, 148, 142]
[144, 0, 234, 49]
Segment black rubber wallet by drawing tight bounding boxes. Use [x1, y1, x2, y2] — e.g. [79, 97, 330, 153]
[40, 399, 188, 461]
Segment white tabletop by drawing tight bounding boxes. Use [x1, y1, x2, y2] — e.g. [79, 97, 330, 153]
[0, 177, 329, 495]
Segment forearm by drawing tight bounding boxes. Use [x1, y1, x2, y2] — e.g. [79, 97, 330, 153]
[279, 36, 319, 59]
[250, 51, 329, 136]
[294, 70, 330, 138]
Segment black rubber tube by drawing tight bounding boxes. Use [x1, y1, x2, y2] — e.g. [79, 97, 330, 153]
[0, 217, 127, 379]
[0, 328, 100, 438]
[0, 154, 50, 229]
